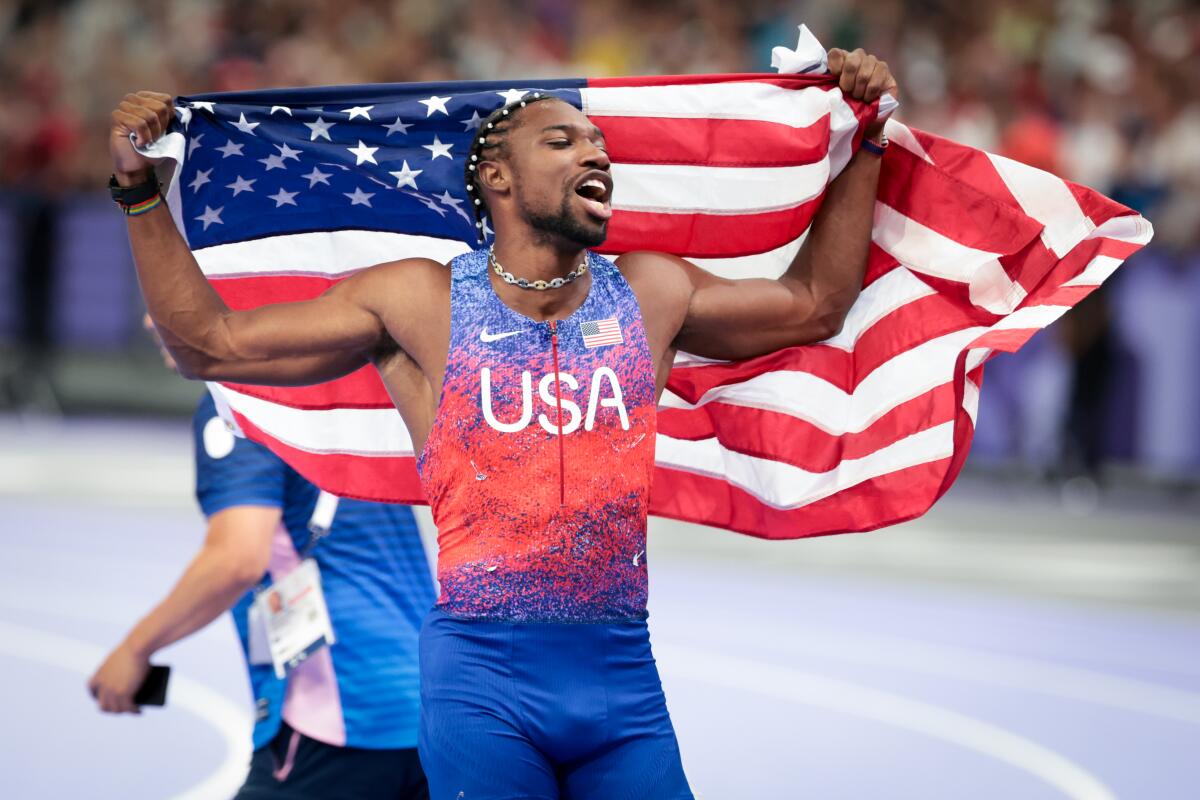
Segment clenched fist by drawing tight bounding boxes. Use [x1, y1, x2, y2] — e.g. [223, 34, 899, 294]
[109, 90, 174, 184]
[827, 49, 899, 137]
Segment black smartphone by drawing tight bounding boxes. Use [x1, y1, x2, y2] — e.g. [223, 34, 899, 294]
[133, 664, 171, 706]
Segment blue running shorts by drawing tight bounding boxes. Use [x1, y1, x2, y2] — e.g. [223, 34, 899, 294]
[418, 608, 694, 800]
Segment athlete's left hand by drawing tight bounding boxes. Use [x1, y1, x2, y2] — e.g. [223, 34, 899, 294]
[828, 48, 899, 137]
[88, 642, 149, 714]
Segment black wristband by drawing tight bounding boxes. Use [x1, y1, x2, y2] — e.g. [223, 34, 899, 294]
[109, 172, 160, 208]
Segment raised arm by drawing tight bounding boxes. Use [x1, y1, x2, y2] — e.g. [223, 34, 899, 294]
[110, 92, 415, 384]
[630, 49, 898, 362]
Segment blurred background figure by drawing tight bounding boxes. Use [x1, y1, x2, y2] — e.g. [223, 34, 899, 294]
[86, 320, 434, 798]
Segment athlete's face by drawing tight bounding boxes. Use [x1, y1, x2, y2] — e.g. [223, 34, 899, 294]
[503, 101, 612, 248]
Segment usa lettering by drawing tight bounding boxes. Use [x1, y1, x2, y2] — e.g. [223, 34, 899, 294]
[481, 367, 630, 434]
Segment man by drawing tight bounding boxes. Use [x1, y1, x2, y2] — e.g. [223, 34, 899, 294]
[108, 47, 897, 799]
[88, 332, 435, 799]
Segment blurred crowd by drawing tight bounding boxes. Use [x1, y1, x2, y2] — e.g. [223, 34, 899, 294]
[2, 0, 1197, 203]
[1, 0, 1198, 479]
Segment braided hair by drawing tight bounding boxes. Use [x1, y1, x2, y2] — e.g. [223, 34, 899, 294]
[463, 92, 562, 243]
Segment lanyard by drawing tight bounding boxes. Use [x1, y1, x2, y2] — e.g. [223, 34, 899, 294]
[302, 490, 339, 558]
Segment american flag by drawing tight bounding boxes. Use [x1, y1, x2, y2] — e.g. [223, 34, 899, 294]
[580, 317, 624, 349]
[144, 70, 1151, 540]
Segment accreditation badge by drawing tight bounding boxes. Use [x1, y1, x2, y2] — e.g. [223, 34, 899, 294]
[249, 559, 336, 678]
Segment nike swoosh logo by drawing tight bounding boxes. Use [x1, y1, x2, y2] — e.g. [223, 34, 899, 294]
[480, 327, 521, 343]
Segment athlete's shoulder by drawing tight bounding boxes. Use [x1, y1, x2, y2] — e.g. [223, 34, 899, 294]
[614, 250, 693, 280]
[352, 256, 451, 286]
[335, 257, 451, 311]
[614, 250, 693, 302]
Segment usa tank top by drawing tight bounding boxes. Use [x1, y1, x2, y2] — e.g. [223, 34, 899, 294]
[417, 247, 657, 623]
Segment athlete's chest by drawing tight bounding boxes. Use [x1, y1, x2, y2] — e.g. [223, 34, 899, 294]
[462, 313, 652, 439]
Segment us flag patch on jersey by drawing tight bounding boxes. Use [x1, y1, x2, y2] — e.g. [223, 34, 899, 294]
[580, 317, 623, 349]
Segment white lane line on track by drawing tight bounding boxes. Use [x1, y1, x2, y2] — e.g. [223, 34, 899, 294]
[0, 621, 251, 800]
[670, 622, 1200, 727]
[656, 643, 1118, 800]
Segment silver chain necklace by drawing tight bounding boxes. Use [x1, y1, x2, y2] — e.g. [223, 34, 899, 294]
[489, 246, 588, 291]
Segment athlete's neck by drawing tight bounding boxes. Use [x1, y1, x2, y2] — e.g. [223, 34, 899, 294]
[489, 235, 591, 322]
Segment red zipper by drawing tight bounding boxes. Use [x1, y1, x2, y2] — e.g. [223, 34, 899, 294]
[549, 320, 565, 506]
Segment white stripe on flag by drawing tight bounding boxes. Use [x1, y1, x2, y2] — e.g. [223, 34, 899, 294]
[661, 327, 986, 434]
[612, 160, 830, 215]
[655, 422, 955, 510]
[218, 386, 415, 455]
[872, 201, 1027, 314]
[986, 152, 1095, 258]
[196, 229, 470, 278]
[584, 82, 840, 128]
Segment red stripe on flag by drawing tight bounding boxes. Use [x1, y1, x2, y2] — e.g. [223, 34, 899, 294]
[658, 383, 959, 473]
[596, 115, 832, 168]
[668, 294, 989, 400]
[878, 145, 1044, 258]
[604, 197, 823, 258]
[232, 410, 426, 503]
[648, 458, 955, 539]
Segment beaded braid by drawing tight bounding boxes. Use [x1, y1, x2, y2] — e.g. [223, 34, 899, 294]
[463, 92, 561, 242]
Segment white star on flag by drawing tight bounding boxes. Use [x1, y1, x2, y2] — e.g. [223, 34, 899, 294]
[343, 105, 374, 120]
[383, 117, 412, 136]
[195, 205, 223, 230]
[187, 134, 204, 158]
[226, 176, 256, 196]
[189, 101, 216, 113]
[389, 160, 422, 189]
[422, 135, 453, 160]
[344, 187, 375, 207]
[461, 110, 484, 131]
[346, 140, 379, 165]
[175, 106, 192, 128]
[232, 112, 260, 134]
[436, 191, 463, 214]
[435, 190, 471, 222]
[216, 140, 244, 158]
[305, 117, 335, 141]
[275, 143, 302, 162]
[188, 168, 212, 192]
[497, 88, 528, 105]
[268, 188, 299, 208]
[258, 154, 287, 171]
[302, 166, 332, 187]
[270, 106, 292, 116]
[419, 95, 451, 116]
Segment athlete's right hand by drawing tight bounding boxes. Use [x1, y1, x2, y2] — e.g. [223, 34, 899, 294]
[109, 91, 174, 182]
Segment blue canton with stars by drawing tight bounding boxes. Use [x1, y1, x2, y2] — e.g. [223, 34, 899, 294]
[172, 80, 585, 248]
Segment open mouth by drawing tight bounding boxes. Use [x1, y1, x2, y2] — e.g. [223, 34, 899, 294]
[573, 172, 613, 221]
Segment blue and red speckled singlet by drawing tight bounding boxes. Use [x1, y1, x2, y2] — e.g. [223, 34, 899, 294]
[417, 247, 657, 623]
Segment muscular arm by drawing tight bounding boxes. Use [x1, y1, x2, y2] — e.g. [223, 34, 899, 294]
[88, 506, 278, 713]
[111, 92, 424, 385]
[624, 48, 896, 362]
